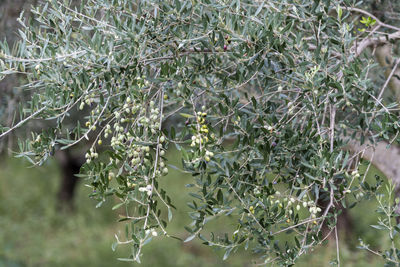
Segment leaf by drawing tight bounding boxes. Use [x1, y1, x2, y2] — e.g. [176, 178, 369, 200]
[304, 172, 318, 181]
[301, 161, 314, 169]
[217, 189, 223, 204]
[337, 5, 342, 20]
[96, 201, 104, 208]
[143, 237, 153, 246]
[223, 247, 233, 260]
[281, 20, 293, 34]
[112, 202, 125, 210]
[117, 258, 134, 262]
[179, 113, 194, 118]
[254, 3, 263, 16]
[370, 224, 384, 230]
[184, 234, 196, 243]
[360, 17, 368, 24]
[168, 207, 173, 222]
[117, 217, 131, 222]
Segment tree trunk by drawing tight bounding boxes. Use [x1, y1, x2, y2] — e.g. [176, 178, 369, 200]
[346, 139, 400, 220]
[55, 150, 84, 211]
[318, 199, 354, 241]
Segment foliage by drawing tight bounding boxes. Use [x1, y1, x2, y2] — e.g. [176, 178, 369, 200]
[0, 155, 389, 267]
[1, 0, 400, 265]
[359, 183, 400, 266]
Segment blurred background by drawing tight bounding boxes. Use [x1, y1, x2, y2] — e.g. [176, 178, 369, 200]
[0, 150, 391, 267]
[0, 0, 395, 266]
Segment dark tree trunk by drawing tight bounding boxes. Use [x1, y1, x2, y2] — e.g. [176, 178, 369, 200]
[336, 207, 353, 238]
[318, 198, 354, 242]
[56, 150, 84, 211]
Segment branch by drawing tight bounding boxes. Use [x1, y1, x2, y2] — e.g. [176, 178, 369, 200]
[0, 106, 46, 139]
[377, 58, 400, 101]
[338, 6, 400, 60]
[352, 30, 400, 59]
[345, 138, 400, 187]
[375, 44, 400, 101]
[343, 7, 400, 32]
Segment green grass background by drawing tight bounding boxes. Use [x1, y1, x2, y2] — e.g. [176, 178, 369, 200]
[0, 151, 393, 266]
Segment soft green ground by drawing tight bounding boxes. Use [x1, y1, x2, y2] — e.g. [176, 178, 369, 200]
[0, 152, 391, 266]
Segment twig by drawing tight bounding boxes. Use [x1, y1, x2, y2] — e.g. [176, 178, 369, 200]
[343, 7, 400, 32]
[272, 217, 324, 235]
[0, 105, 47, 139]
[61, 96, 110, 150]
[377, 58, 400, 100]
[335, 226, 340, 267]
[330, 104, 336, 153]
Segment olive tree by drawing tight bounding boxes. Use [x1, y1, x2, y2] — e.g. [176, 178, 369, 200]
[0, 0, 87, 209]
[1, 0, 400, 265]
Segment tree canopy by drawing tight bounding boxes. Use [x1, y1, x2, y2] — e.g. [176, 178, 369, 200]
[1, 0, 400, 265]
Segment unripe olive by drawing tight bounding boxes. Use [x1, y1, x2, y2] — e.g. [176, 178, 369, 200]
[162, 167, 169, 175]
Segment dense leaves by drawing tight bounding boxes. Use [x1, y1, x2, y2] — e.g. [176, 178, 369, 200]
[1, 0, 400, 265]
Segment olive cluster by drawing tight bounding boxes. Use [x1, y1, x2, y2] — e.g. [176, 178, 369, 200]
[260, 192, 322, 224]
[84, 91, 170, 199]
[79, 93, 96, 110]
[85, 148, 98, 164]
[189, 108, 216, 162]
